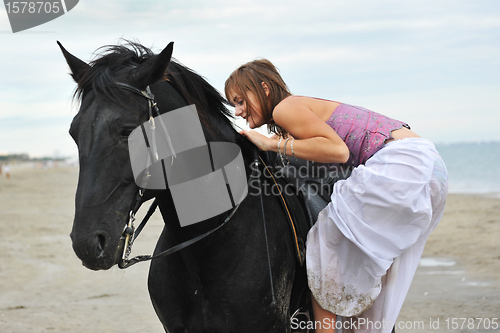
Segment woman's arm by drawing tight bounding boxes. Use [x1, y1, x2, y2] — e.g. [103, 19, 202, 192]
[239, 98, 350, 164]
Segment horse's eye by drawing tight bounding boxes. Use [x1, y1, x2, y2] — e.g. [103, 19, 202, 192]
[121, 128, 134, 140]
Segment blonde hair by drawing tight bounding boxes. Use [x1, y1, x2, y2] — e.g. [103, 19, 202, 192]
[225, 59, 291, 136]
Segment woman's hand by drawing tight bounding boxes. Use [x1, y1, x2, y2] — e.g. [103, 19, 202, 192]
[239, 130, 276, 151]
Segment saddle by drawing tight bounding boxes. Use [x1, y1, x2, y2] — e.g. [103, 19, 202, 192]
[263, 152, 352, 236]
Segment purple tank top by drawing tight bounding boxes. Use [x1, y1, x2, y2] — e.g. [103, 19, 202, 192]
[326, 104, 408, 168]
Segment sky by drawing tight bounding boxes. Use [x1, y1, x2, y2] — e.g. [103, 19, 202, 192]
[0, 0, 499, 158]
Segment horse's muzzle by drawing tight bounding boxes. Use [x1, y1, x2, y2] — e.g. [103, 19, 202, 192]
[71, 230, 120, 270]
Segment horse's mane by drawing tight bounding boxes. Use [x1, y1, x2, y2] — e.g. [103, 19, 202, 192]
[74, 41, 234, 133]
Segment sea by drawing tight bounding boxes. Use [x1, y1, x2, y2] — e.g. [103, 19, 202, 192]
[434, 141, 500, 197]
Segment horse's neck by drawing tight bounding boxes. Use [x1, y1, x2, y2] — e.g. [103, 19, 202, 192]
[152, 125, 256, 232]
[150, 79, 259, 226]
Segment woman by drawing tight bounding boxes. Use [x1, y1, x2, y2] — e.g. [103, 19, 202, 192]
[225, 59, 448, 333]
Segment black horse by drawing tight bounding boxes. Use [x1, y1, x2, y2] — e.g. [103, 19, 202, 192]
[59, 40, 311, 332]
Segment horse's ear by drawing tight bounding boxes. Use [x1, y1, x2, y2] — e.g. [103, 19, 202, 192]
[132, 42, 174, 89]
[57, 41, 90, 83]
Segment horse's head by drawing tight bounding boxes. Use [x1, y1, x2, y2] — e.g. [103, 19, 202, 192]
[59, 41, 176, 270]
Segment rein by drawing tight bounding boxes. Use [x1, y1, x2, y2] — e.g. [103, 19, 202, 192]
[118, 161, 260, 269]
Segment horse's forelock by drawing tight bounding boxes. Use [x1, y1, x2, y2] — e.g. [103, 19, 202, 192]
[73, 41, 154, 101]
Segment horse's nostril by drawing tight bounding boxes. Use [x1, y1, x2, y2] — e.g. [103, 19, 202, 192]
[95, 234, 107, 258]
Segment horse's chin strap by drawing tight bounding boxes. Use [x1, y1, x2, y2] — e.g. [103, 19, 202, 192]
[118, 188, 146, 269]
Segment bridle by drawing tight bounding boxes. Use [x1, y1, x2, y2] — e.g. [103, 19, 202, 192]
[114, 82, 158, 269]
[113, 82, 265, 272]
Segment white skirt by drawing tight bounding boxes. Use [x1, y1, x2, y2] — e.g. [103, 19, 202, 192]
[306, 138, 448, 333]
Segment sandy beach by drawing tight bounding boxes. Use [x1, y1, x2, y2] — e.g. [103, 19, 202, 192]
[0, 166, 499, 332]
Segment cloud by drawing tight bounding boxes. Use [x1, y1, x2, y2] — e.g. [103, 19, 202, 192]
[1, 0, 499, 156]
